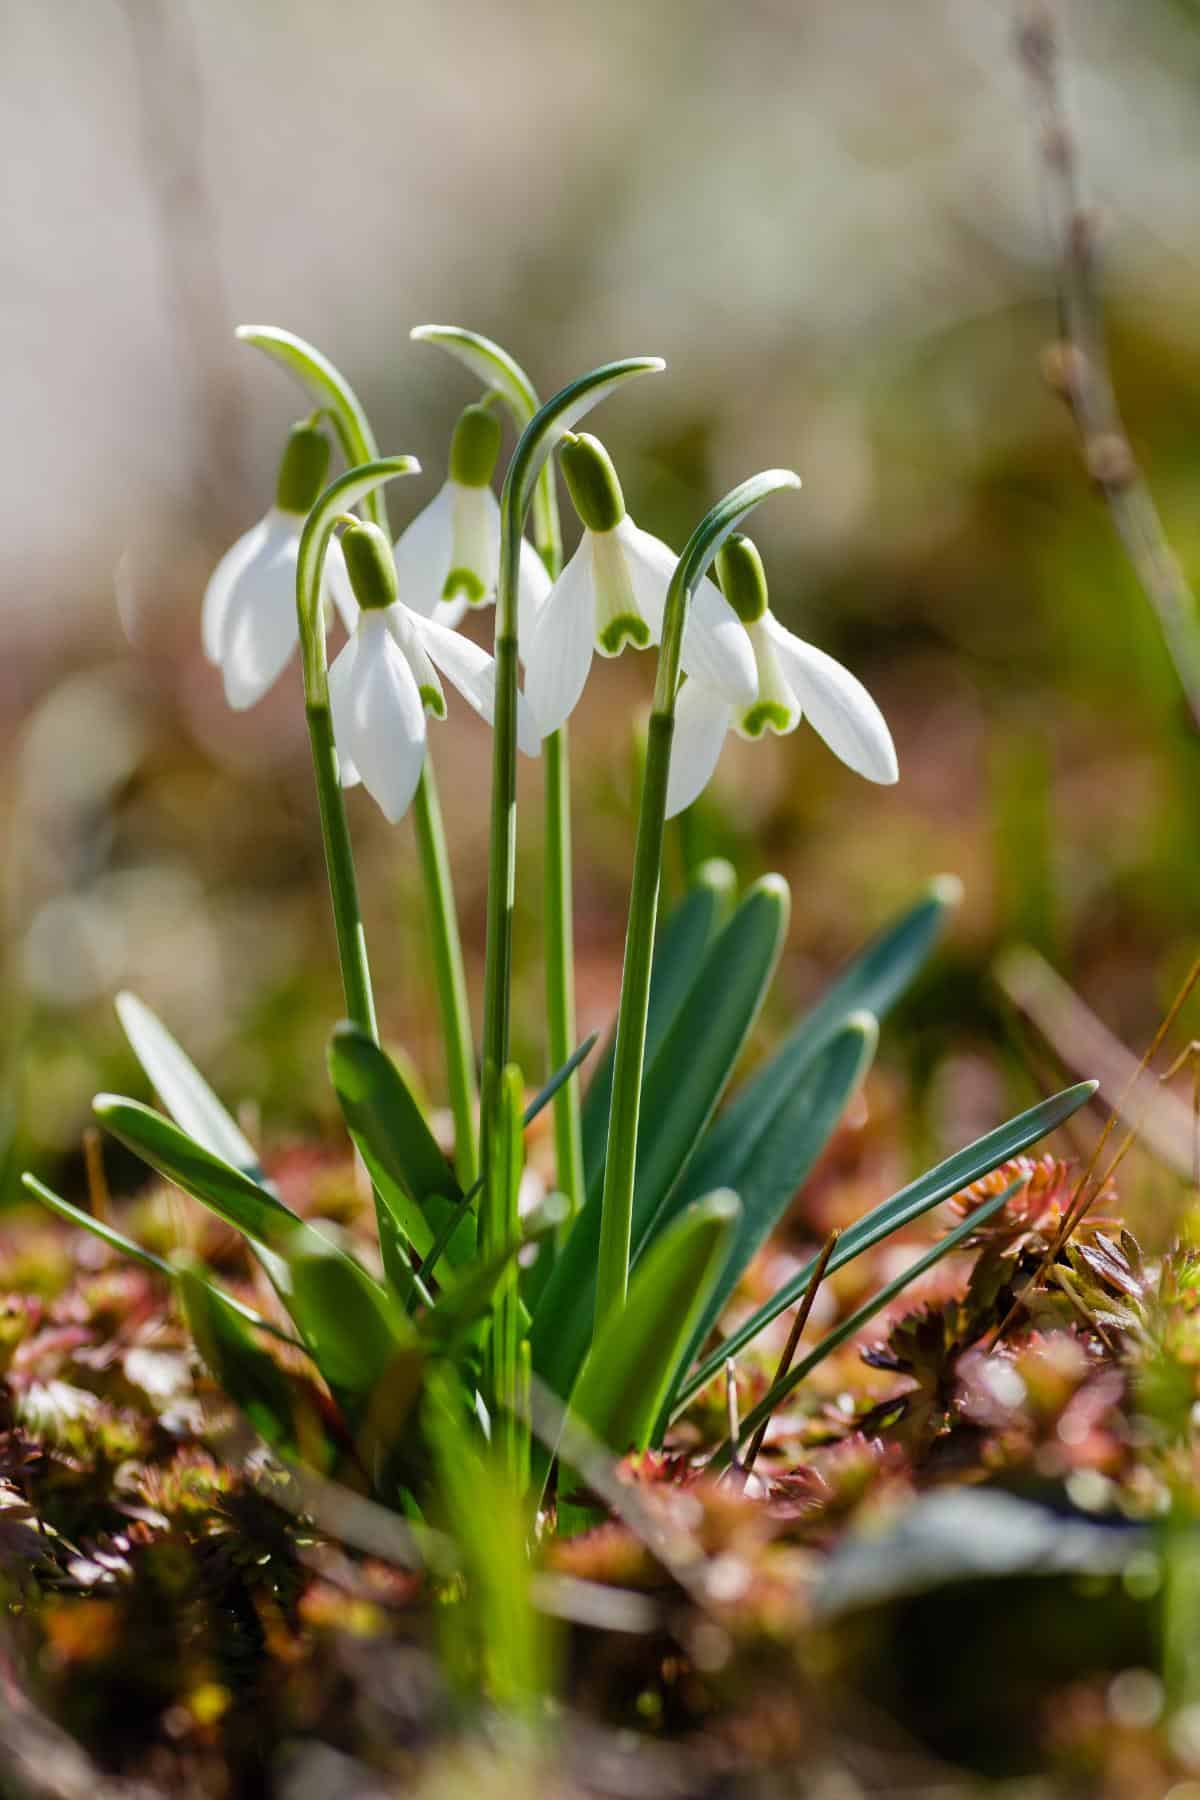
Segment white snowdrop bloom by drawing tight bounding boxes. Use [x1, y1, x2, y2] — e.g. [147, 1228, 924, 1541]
[382, 401, 551, 632]
[523, 433, 757, 738]
[328, 520, 539, 823]
[203, 422, 353, 710]
[665, 534, 898, 818]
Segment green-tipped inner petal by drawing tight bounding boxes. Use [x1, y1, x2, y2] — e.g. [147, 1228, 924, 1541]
[735, 617, 800, 739]
[590, 528, 651, 659]
[420, 682, 447, 719]
[446, 482, 493, 604]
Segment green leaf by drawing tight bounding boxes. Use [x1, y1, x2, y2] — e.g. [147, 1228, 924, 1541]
[580, 859, 736, 1186]
[566, 1190, 740, 1458]
[327, 1023, 468, 1284]
[722, 876, 958, 1156]
[20, 1172, 295, 1343]
[712, 1184, 1015, 1471]
[675, 1081, 1097, 1412]
[93, 1095, 409, 1414]
[115, 992, 261, 1179]
[531, 876, 788, 1401]
[174, 1256, 325, 1461]
[660, 1012, 878, 1414]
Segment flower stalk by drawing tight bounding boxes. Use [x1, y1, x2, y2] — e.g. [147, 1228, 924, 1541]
[595, 470, 801, 1331]
[239, 330, 480, 1176]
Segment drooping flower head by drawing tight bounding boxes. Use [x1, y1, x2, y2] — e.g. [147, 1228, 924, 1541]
[665, 532, 898, 817]
[390, 401, 550, 628]
[329, 519, 539, 823]
[202, 420, 354, 710]
[523, 432, 757, 738]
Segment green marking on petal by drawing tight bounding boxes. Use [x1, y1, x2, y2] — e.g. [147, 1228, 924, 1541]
[420, 684, 447, 718]
[444, 566, 487, 604]
[597, 614, 651, 656]
[740, 699, 794, 739]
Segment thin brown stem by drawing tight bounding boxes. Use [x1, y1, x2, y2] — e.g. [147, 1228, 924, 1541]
[741, 1229, 840, 1477]
[1016, 2, 1200, 730]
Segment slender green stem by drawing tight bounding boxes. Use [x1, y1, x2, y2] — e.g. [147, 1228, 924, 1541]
[305, 704, 377, 1036]
[543, 724, 584, 1225]
[412, 762, 479, 1186]
[595, 469, 801, 1332]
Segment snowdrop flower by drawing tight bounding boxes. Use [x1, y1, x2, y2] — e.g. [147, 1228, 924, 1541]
[328, 520, 539, 823]
[666, 534, 898, 818]
[389, 401, 551, 629]
[523, 433, 757, 738]
[202, 422, 353, 709]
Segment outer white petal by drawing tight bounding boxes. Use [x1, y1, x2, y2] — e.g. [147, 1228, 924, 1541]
[392, 483, 455, 619]
[414, 614, 541, 758]
[523, 537, 597, 736]
[327, 635, 362, 788]
[517, 536, 553, 656]
[202, 516, 270, 663]
[617, 518, 756, 705]
[666, 679, 734, 818]
[763, 615, 898, 785]
[217, 520, 303, 710]
[343, 613, 428, 822]
[323, 534, 359, 635]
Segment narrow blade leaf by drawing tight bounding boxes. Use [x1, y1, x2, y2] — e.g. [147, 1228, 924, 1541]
[115, 992, 261, 1178]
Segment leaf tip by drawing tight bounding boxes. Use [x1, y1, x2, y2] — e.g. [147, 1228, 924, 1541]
[928, 872, 964, 910]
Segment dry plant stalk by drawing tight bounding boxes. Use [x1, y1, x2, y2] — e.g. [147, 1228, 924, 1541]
[1016, 1, 1200, 729]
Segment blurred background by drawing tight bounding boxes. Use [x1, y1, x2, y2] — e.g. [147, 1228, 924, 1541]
[6, 0, 1200, 1214]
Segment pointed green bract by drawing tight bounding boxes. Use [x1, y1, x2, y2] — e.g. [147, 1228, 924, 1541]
[531, 875, 788, 1401]
[566, 1189, 740, 1460]
[115, 991, 262, 1179]
[710, 1183, 1018, 1472]
[675, 1080, 1098, 1412]
[581, 859, 737, 1186]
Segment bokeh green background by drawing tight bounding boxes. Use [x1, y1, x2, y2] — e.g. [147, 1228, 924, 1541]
[6, 0, 1200, 1212]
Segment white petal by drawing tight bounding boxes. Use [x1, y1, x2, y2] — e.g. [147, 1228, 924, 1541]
[323, 534, 359, 634]
[517, 536, 553, 656]
[415, 614, 540, 757]
[617, 518, 756, 705]
[590, 527, 652, 656]
[392, 483, 455, 619]
[523, 538, 597, 736]
[327, 636, 362, 788]
[764, 615, 898, 785]
[202, 516, 270, 663]
[665, 679, 734, 818]
[383, 602, 446, 718]
[217, 523, 302, 710]
[344, 614, 429, 821]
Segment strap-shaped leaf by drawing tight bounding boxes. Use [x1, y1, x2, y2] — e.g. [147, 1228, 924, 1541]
[175, 1256, 328, 1462]
[93, 1095, 409, 1413]
[327, 1024, 469, 1282]
[115, 992, 262, 1179]
[674, 1080, 1097, 1411]
[660, 1012, 878, 1412]
[566, 1190, 740, 1458]
[722, 876, 958, 1157]
[530, 876, 788, 1400]
[580, 859, 737, 1186]
[711, 1183, 1016, 1470]
[20, 1172, 294, 1342]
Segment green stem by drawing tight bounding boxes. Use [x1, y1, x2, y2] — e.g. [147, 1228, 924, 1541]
[595, 712, 673, 1328]
[305, 703, 377, 1035]
[594, 468, 801, 1333]
[543, 724, 584, 1226]
[412, 763, 479, 1186]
